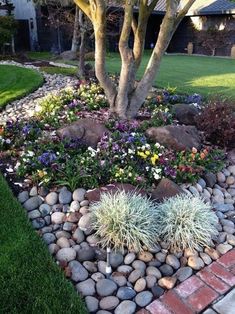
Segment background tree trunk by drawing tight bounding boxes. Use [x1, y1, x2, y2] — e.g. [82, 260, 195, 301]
[78, 9, 86, 78]
[71, 5, 80, 52]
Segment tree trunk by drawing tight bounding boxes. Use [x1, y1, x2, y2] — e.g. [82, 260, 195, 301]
[78, 10, 86, 78]
[71, 5, 80, 52]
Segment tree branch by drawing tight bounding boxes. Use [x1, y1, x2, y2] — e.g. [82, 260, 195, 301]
[73, 0, 92, 20]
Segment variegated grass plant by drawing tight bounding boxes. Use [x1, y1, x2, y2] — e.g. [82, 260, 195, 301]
[156, 194, 218, 252]
[90, 190, 159, 252]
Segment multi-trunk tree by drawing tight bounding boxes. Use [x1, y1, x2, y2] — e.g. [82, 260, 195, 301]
[73, 0, 196, 119]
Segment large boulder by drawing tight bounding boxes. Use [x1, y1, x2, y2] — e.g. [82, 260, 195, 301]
[172, 103, 200, 125]
[145, 125, 201, 151]
[85, 183, 147, 203]
[57, 118, 109, 148]
[151, 178, 185, 202]
[60, 50, 77, 61]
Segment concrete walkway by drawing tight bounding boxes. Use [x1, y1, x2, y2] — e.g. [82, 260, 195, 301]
[137, 249, 235, 314]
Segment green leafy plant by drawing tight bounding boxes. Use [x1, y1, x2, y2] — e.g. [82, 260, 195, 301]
[156, 194, 218, 252]
[91, 191, 159, 252]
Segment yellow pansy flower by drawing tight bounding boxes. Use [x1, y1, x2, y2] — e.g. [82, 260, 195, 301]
[151, 154, 159, 166]
[137, 151, 147, 159]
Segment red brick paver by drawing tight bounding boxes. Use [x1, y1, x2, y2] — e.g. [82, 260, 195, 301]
[145, 249, 235, 314]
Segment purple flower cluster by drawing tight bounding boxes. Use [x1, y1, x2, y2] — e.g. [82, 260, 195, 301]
[68, 99, 81, 109]
[115, 120, 139, 132]
[38, 151, 57, 166]
[164, 166, 177, 178]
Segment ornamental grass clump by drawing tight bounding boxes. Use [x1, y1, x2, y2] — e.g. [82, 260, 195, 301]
[156, 194, 218, 252]
[90, 190, 159, 252]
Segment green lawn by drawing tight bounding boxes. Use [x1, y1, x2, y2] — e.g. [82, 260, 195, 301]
[41, 66, 77, 76]
[0, 65, 44, 108]
[0, 174, 87, 314]
[106, 53, 235, 100]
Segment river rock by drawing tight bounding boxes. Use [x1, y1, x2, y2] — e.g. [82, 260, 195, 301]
[116, 287, 136, 300]
[146, 266, 162, 278]
[134, 278, 146, 292]
[85, 296, 99, 313]
[114, 300, 136, 314]
[51, 212, 65, 224]
[135, 291, 153, 307]
[188, 256, 204, 270]
[216, 243, 233, 255]
[96, 279, 118, 297]
[158, 276, 177, 289]
[18, 191, 29, 203]
[69, 260, 88, 282]
[166, 254, 180, 269]
[45, 192, 58, 205]
[42, 233, 56, 245]
[56, 247, 76, 263]
[23, 196, 43, 211]
[100, 296, 119, 310]
[175, 267, 193, 282]
[110, 252, 124, 268]
[76, 278, 96, 296]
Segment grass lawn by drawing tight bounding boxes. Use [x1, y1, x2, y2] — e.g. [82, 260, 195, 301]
[0, 65, 44, 108]
[0, 174, 87, 314]
[106, 53, 235, 100]
[41, 66, 77, 76]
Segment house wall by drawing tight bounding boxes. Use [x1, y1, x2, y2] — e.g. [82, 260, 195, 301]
[168, 15, 235, 56]
[12, 0, 38, 50]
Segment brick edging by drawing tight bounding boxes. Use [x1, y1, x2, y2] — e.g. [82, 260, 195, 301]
[138, 249, 235, 314]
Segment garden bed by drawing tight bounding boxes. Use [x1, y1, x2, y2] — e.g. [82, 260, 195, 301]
[0, 63, 235, 313]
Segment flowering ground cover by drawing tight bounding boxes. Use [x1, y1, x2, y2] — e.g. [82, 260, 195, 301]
[0, 79, 225, 192]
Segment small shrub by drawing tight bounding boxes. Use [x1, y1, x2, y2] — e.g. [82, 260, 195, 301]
[196, 101, 235, 148]
[91, 191, 159, 252]
[156, 194, 218, 252]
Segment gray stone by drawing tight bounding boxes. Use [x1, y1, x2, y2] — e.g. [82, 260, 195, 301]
[78, 213, 92, 231]
[175, 266, 193, 282]
[73, 188, 86, 202]
[189, 186, 200, 197]
[48, 243, 59, 255]
[59, 188, 72, 204]
[188, 256, 204, 270]
[151, 285, 165, 297]
[223, 226, 235, 234]
[173, 103, 199, 125]
[124, 253, 136, 265]
[32, 218, 45, 229]
[228, 166, 235, 175]
[198, 178, 206, 189]
[69, 260, 88, 282]
[98, 261, 108, 275]
[70, 201, 80, 212]
[159, 264, 174, 276]
[63, 222, 74, 232]
[155, 252, 166, 262]
[214, 204, 234, 212]
[166, 254, 180, 269]
[227, 189, 235, 197]
[100, 296, 119, 310]
[204, 248, 220, 260]
[117, 265, 133, 274]
[83, 261, 97, 273]
[138, 251, 153, 262]
[51, 212, 65, 224]
[135, 291, 153, 307]
[85, 296, 99, 313]
[227, 234, 235, 245]
[56, 230, 71, 239]
[128, 269, 143, 284]
[39, 204, 51, 217]
[72, 228, 85, 244]
[146, 266, 162, 279]
[29, 186, 38, 196]
[134, 278, 146, 292]
[28, 210, 41, 219]
[97, 311, 112, 314]
[114, 300, 136, 314]
[212, 288, 235, 314]
[86, 234, 100, 246]
[42, 233, 56, 245]
[158, 276, 177, 289]
[110, 252, 124, 268]
[203, 173, 217, 188]
[91, 272, 105, 282]
[146, 275, 157, 288]
[200, 252, 212, 265]
[217, 172, 226, 183]
[132, 260, 146, 272]
[77, 246, 95, 262]
[24, 196, 43, 211]
[57, 237, 70, 248]
[226, 176, 235, 185]
[45, 192, 58, 206]
[56, 247, 76, 263]
[216, 243, 233, 255]
[76, 278, 96, 296]
[96, 279, 117, 297]
[18, 191, 29, 203]
[80, 200, 89, 207]
[221, 219, 235, 228]
[110, 273, 127, 287]
[116, 287, 136, 300]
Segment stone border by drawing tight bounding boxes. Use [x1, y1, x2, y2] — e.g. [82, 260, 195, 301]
[141, 249, 235, 314]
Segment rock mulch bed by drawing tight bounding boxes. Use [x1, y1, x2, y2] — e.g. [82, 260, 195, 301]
[17, 164, 235, 313]
[0, 61, 78, 123]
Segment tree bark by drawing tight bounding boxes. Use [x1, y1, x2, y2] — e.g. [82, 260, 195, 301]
[71, 5, 80, 52]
